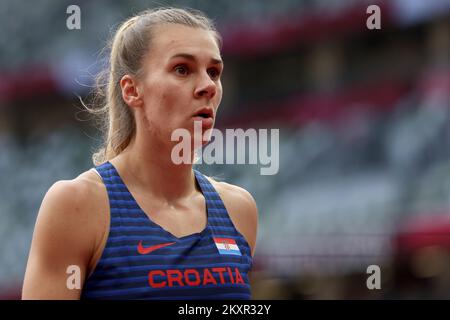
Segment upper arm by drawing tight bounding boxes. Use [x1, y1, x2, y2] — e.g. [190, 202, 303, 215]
[22, 180, 96, 300]
[212, 180, 259, 257]
[233, 187, 259, 257]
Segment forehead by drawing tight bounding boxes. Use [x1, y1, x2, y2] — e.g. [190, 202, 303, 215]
[149, 24, 221, 63]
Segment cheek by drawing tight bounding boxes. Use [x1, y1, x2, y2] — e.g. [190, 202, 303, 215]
[160, 91, 181, 113]
[214, 84, 223, 108]
[145, 76, 187, 109]
[142, 81, 188, 131]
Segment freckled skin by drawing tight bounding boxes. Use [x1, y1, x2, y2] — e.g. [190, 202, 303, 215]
[22, 23, 258, 300]
[137, 24, 223, 145]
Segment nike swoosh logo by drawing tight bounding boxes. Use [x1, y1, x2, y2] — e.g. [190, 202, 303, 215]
[137, 241, 176, 255]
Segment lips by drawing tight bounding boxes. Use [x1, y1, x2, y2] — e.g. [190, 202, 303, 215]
[193, 107, 214, 119]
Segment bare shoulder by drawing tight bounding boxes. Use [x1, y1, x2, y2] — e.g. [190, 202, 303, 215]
[206, 178, 258, 256]
[22, 169, 108, 299]
[43, 169, 108, 247]
[34, 169, 108, 254]
[55, 169, 105, 201]
[42, 169, 105, 219]
[209, 179, 258, 213]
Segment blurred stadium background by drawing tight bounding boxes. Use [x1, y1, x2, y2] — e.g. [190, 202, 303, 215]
[1, 0, 450, 299]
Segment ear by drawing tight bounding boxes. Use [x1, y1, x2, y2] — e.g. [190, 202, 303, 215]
[120, 74, 143, 108]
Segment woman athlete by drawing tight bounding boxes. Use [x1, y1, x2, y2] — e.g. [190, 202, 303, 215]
[22, 7, 258, 300]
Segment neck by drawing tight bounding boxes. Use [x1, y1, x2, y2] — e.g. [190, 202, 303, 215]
[111, 133, 197, 202]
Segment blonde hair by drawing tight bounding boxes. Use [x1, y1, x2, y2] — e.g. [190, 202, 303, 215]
[87, 7, 222, 166]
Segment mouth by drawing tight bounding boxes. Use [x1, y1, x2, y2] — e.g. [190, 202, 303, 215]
[193, 107, 214, 119]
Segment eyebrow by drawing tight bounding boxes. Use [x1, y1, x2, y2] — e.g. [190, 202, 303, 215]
[169, 53, 223, 65]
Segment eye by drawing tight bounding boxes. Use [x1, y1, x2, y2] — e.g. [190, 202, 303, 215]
[207, 67, 221, 80]
[174, 65, 189, 76]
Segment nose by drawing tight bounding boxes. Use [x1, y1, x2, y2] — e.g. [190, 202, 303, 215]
[194, 73, 217, 100]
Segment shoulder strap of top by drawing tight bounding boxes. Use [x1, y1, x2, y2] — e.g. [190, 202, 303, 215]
[193, 170, 229, 220]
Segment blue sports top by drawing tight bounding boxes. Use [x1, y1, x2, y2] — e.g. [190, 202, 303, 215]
[81, 161, 253, 300]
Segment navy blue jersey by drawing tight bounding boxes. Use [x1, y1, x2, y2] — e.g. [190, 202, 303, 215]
[81, 162, 253, 299]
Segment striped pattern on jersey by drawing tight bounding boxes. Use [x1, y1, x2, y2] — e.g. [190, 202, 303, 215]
[81, 161, 253, 300]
